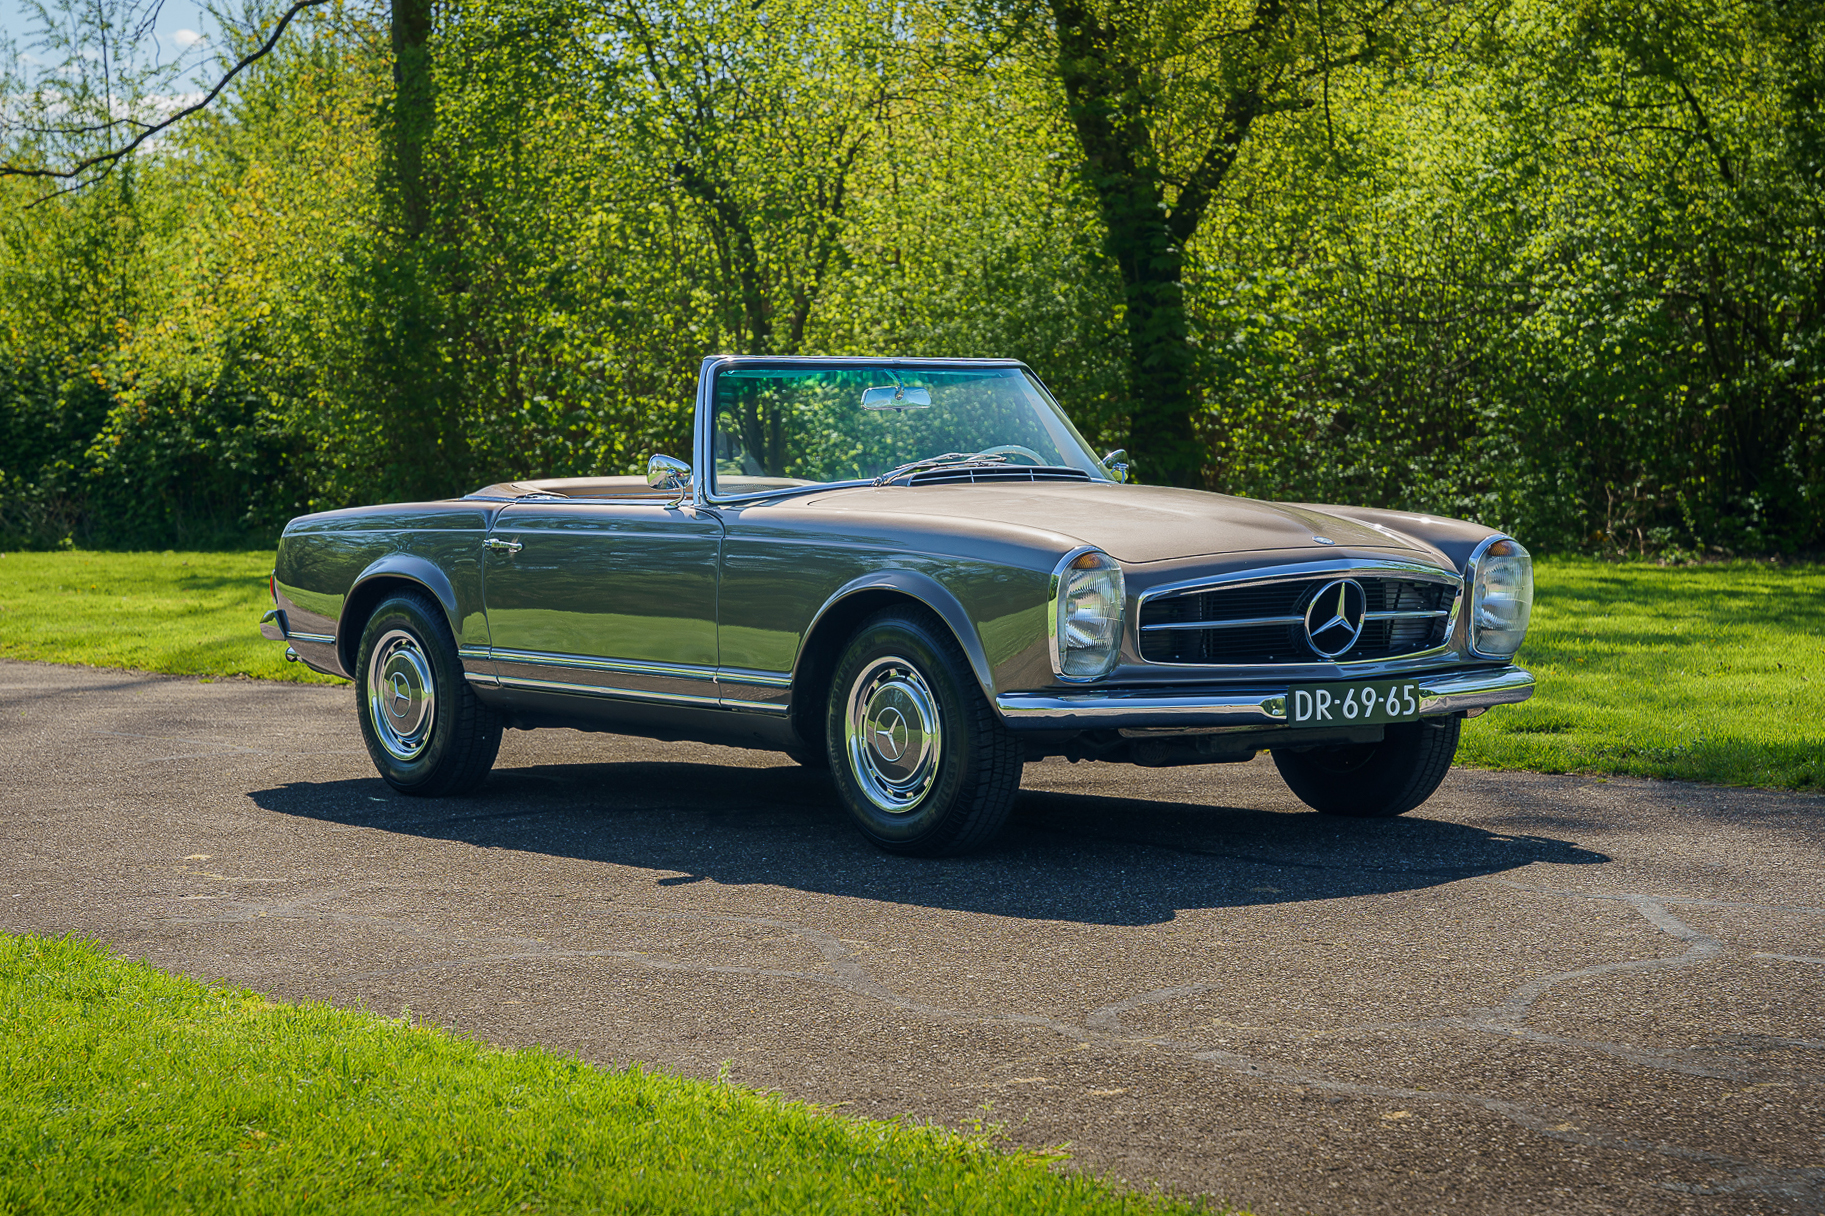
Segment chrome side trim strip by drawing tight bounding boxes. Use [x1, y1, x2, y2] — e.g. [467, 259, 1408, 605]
[456, 645, 492, 660]
[495, 675, 722, 707]
[993, 665, 1533, 731]
[289, 630, 335, 645]
[489, 648, 717, 682]
[716, 667, 793, 688]
[723, 699, 791, 716]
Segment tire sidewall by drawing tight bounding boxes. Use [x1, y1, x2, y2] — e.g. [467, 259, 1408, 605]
[355, 594, 466, 793]
[825, 612, 976, 849]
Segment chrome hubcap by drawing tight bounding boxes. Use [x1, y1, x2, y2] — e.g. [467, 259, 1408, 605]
[844, 656, 941, 814]
[367, 629, 436, 761]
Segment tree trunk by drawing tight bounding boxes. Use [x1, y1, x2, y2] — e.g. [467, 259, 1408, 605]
[391, 0, 435, 236]
[1048, 0, 1277, 488]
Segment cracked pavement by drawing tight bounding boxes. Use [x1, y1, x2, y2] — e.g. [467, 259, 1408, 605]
[1, 657, 1821, 1214]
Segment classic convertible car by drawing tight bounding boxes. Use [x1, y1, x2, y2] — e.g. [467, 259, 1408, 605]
[262, 356, 1534, 855]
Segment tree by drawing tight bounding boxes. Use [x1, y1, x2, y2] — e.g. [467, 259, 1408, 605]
[1039, 0, 1402, 485]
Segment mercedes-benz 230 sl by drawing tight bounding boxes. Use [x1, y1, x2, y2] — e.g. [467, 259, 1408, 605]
[261, 357, 1535, 855]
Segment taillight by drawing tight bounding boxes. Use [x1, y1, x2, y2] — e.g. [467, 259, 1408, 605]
[269, 573, 277, 605]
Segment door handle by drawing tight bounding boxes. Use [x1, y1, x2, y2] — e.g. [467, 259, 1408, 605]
[482, 538, 522, 554]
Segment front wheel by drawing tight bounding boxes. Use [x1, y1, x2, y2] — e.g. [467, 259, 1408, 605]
[825, 607, 1023, 856]
[355, 591, 502, 796]
[1271, 715, 1461, 818]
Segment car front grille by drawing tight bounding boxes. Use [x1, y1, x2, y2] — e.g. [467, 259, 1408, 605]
[1138, 575, 1456, 665]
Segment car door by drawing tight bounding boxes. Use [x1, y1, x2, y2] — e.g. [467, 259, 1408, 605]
[482, 497, 724, 705]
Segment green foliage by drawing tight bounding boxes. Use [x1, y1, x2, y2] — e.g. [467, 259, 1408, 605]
[0, 932, 1206, 1214]
[0, 0, 1818, 554]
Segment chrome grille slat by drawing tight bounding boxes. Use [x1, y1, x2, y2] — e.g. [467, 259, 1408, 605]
[1138, 574, 1455, 665]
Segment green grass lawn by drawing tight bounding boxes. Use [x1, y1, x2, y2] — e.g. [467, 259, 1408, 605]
[0, 934, 1201, 1215]
[1459, 558, 1824, 789]
[0, 549, 339, 683]
[1, 548, 1819, 789]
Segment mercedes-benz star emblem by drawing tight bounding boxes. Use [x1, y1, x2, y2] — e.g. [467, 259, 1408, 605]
[389, 671, 412, 715]
[1304, 578, 1367, 658]
[871, 706, 909, 763]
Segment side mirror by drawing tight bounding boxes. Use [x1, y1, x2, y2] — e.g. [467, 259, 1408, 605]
[647, 453, 694, 496]
[1101, 449, 1130, 483]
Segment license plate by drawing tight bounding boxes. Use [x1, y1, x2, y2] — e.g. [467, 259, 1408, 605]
[1288, 681, 1423, 727]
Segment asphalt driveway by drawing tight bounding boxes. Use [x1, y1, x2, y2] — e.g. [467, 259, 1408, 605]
[1, 657, 1820, 1214]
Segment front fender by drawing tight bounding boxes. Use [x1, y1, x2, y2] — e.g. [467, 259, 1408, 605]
[799, 569, 1000, 703]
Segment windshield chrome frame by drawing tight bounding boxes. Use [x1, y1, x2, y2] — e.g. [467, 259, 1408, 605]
[692, 355, 1104, 507]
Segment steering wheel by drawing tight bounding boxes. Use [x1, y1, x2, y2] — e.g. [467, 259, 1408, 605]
[973, 444, 1047, 466]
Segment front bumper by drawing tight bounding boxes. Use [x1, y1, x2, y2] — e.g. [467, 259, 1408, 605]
[995, 665, 1534, 734]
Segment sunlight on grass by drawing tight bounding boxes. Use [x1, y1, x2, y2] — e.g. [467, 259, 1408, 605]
[3, 549, 1820, 789]
[0, 934, 1206, 1216]
[1461, 559, 1825, 789]
[0, 549, 340, 684]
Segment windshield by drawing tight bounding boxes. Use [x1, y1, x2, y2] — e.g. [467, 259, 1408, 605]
[709, 364, 1108, 498]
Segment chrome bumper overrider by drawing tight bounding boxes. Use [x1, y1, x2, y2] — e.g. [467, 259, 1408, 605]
[994, 665, 1534, 733]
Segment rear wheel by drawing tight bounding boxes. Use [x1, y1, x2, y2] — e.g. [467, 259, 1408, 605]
[825, 607, 1022, 856]
[355, 591, 502, 796]
[1272, 715, 1461, 818]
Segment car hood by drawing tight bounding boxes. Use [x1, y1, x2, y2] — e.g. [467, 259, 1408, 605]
[800, 482, 1439, 564]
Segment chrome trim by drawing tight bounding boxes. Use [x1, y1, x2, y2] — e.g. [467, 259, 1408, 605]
[366, 628, 437, 761]
[496, 675, 722, 707]
[260, 608, 288, 641]
[724, 699, 791, 716]
[289, 630, 335, 645]
[1142, 614, 1301, 632]
[994, 665, 1533, 731]
[716, 667, 794, 688]
[1137, 607, 1448, 631]
[489, 648, 717, 682]
[1133, 558, 1462, 670]
[1461, 533, 1528, 659]
[456, 645, 492, 661]
[1047, 545, 1123, 683]
[1137, 557, 1460, 606]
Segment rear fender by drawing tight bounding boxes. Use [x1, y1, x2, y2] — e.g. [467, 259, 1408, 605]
[339, 556, 461, 676]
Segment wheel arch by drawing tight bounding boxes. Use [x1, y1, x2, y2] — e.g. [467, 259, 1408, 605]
[788, 573, 996, 756]
[338, 559, 460, 678]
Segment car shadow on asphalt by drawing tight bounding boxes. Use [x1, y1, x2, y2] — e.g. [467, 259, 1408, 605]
[247, 759, 1609, 926]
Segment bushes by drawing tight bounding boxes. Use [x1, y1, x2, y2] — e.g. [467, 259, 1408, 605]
[0, 0, 1817, 555]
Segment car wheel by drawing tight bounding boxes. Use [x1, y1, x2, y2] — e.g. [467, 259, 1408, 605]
[355, 591, 502, 796]
[1271, 715, 1461, 818]
[825, 607, 1022, 855]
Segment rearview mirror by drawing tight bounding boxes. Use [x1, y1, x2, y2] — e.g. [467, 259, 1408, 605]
[861, 384, 932, 410]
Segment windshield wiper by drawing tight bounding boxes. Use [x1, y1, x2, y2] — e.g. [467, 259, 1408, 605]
[872, 451, 1010, 487]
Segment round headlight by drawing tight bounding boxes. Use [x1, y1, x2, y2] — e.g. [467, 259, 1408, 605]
[1469, 538, 1533, 659]
[1052, 549, 1125, 679]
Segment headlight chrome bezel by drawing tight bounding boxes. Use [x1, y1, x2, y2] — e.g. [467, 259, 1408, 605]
[1049, 546, 1126, 682]
[1466, 535, 1534, 660]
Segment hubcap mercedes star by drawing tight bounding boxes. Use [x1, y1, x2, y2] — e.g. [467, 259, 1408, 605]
[366, 629, 436, 761]
[1304, 578, 1368, 658]
[844, 657, 942, 814]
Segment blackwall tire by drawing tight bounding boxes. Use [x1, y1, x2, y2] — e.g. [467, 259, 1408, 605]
[354, 591, 502, 796]
[1272, 715, 1461, 818]
[825, 607, 1022, 856]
